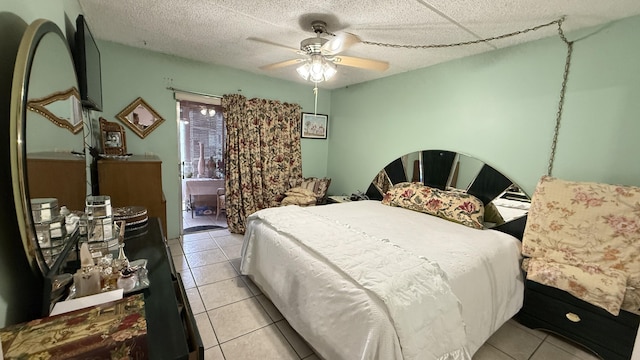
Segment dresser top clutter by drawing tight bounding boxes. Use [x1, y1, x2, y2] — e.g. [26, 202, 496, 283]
[0, 218, 203, 359]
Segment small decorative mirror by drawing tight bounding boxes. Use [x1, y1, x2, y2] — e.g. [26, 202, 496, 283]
[27, 87, 83, 134]
[116, 97, 165, 139]
[100, 117, 127, 155]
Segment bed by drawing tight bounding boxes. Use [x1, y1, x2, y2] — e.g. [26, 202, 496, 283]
[240, 199, 524, 359]
[241, 201, 523, 359]
[239, 150, 529, 359]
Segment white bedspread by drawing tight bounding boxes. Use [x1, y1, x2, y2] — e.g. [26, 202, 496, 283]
[241, 201, 523, 360]
[248, 205, 469, 359]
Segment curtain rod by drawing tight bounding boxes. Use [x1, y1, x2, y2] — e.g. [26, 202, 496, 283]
[166, 86, 222, 99]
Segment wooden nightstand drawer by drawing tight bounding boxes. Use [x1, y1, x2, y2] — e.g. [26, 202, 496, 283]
[517, 280, 639, 360]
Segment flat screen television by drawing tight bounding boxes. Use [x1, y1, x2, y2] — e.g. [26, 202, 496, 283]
[75, 14, 103, 111]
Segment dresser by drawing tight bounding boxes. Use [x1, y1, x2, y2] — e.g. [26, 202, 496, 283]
[27, 152, 86, 212]
[125, 218, 203, 359]
[98, 155, 167, 236]
[33, 218, 203, 359]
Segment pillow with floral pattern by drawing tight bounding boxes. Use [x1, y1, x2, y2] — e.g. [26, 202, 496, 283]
[382, 182, 485, 229]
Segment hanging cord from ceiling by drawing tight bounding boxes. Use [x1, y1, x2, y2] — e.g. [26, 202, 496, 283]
[313, 84, 319, 115]
[328, 16, 574, 176]
[547, 17, 573, 177]
[317, 17, 575, 153]
[344, 18, 565, 49]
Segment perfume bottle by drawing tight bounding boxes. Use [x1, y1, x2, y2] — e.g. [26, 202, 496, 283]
[117, 267, 137, 292]
[113, 243, 129, 271]
[73, 243, 101, 297]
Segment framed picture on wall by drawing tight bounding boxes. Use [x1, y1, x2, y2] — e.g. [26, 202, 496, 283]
[301, 112, 328, 139]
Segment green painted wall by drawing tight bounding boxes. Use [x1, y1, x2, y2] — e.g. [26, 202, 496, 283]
[97, 41, 330, 239]
[328, 15, 640, 197]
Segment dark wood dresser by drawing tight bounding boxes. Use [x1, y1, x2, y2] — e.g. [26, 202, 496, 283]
[27, 152, 86, 212]
[97, 155, 167, 236]
[124, 218, 203, 359]
[35, 218, 202, 359]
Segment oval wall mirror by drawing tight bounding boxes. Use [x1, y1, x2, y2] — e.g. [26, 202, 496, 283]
[116, 97, 165, 139]
[10, 19, 86, 276]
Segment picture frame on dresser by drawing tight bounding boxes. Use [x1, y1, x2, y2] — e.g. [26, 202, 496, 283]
[99, 117, 127, 155]
[301, 112, 328, 139]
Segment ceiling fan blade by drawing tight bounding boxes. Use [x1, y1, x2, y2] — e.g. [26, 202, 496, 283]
[260, 58, 304, 71]
[247, 37, 299, 52]
[321, 32, 361, 55]
[333, 55, 389, 71]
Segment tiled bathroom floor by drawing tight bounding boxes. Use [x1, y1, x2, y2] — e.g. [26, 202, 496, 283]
[168, 229, 601, 360]
[182, 209, 227, 230]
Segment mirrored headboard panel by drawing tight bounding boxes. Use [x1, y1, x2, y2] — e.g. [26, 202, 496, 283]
[365, 150, 530, 237]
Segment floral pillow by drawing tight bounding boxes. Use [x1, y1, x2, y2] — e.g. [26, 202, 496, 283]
[522, 176, 640, 315]
[281, 187, 317, 206]
[526, 258, 628, 315]
[382, 182, 485, 229]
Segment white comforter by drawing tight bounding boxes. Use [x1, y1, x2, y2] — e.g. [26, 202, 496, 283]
[241, 201, 524, 360]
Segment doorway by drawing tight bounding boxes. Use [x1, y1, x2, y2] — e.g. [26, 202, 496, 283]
[177, 98, 226, 233]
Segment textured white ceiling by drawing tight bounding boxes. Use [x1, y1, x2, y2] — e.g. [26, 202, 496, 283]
[78, 0, 640, 89]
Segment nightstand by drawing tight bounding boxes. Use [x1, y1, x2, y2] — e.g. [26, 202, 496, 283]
[327, 195, 351, 204]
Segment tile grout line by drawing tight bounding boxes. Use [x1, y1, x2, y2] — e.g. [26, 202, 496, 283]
[183, 230, 310, 359]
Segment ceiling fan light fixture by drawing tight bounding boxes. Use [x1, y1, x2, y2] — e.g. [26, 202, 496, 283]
[296, 62, 311, 80]
[322, 61, 337, 80]
[296, 55, 336, 83]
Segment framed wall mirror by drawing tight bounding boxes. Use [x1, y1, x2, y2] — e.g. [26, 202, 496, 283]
[100, 117, 127, 156]
[27, 87, 83, 134]
[11, 18, 88, 278]
[9, 18, 91, 322]
[116, 97, 165, 139]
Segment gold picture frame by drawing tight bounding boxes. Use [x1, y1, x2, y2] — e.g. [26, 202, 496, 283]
[27, 87, 83, 134]
[115, 97, 165, 139]
[99, 117, 127, 155]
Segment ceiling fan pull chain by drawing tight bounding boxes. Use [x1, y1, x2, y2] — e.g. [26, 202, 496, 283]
[313, 84, 318, 115]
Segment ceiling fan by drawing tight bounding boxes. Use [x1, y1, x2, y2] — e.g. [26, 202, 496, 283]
[251, 20, 389, 83]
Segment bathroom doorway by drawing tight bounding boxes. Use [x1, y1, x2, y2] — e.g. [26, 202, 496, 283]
[177, 98, 226, 233]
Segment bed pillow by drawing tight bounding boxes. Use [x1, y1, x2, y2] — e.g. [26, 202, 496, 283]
[280, 187, 317, 206]
[526, 258, 628, 315]
[484, 201, 506, 226]
[285, 187, 316, 198]
[281, 195, 316, 206]
[382, 182, 485, 229]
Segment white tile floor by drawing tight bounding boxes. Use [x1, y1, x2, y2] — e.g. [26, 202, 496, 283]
[182, 208, 227, 230]
[170, 218, 602, 360]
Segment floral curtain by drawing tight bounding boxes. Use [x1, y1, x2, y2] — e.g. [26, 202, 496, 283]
[222, 94, 302, 233]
